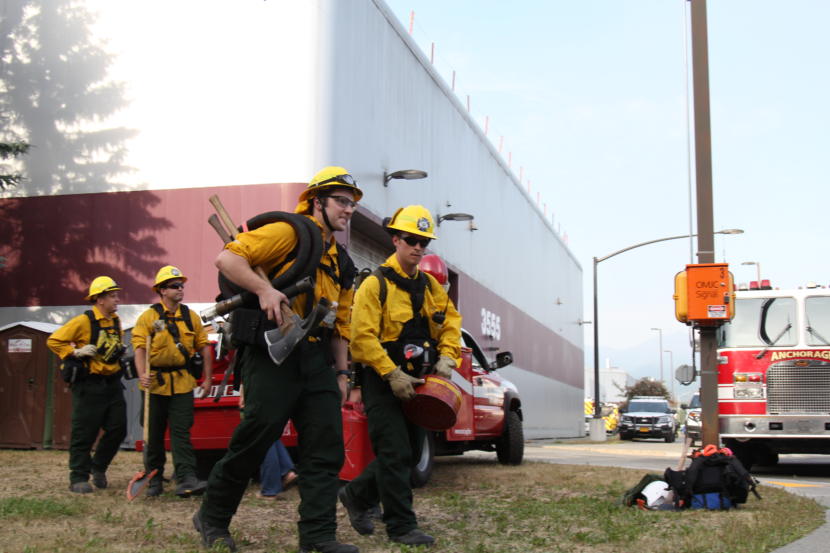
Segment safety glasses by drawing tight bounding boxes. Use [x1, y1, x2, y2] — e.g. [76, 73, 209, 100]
[163, 283, 185, 290]
[401, 234, 431, 248]
[315, 174, 357, 187]
[327, 195, 358, 209]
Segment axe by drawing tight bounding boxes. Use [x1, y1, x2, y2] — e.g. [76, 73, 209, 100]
[200, 276, 313, 322]
[264, 297, 333, 365]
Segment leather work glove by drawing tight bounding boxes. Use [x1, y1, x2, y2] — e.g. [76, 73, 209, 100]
[434, 355, 456, 379]
[382, 367, 424, 401]
[73, 344, 98, 358]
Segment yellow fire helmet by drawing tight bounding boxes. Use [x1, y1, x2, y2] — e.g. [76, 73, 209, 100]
[299, 166, 364, 203]
[153, 265, 188, 289]
[386, 205, 437, 239]
[85, 276, 121, 301]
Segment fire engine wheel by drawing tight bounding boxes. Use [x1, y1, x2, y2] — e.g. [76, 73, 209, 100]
[410, 432, 435, 489]
[496, 409, 524, 465]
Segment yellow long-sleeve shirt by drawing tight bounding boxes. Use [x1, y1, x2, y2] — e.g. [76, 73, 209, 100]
[350, 254, 462, 377]
[131, 303, 209, 395]
[46, 306, 124, 376]
[225, 213, 353, 340]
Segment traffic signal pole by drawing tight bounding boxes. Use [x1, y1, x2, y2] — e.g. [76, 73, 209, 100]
[689, 0, 719, 447]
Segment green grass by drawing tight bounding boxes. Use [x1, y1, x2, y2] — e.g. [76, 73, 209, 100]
[0, 496, 82, 519]
[0, 449, 824, 553]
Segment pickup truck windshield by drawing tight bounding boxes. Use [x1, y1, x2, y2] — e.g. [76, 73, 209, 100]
[720, 297, 797, 348]
[628, 401, 669, 413]
[689, 394, 700, 409]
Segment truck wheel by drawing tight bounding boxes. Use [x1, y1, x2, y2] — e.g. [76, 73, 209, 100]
[410, 432, 434, 488]
[496, 410, 524, 465]
[664, 431, 676, 443]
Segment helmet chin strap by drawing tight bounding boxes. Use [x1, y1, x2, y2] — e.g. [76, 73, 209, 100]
[318, 196, 336, 233]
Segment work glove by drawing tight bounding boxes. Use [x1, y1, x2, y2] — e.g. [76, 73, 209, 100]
[73, 344, 98, 358]
[382, 367, 423, 401]
[434, 355, 456, 379]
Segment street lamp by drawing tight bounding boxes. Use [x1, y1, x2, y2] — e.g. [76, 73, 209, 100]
[590, 228, 743, 442]
[741, 261, 761, 285]
[437, 213, 474, 226]
[651, 328, 663, 384]
[383, 169, 428, 187]
[664, 350, 674, 399]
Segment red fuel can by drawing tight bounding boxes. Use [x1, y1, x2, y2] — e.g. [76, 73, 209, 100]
[340, 401, 375, 481]
[402, 375, 463, 431]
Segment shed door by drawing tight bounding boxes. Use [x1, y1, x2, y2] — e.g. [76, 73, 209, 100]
[0, 328, 48, 448]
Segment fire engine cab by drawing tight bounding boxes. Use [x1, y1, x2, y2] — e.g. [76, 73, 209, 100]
[717, 280, 830, 471]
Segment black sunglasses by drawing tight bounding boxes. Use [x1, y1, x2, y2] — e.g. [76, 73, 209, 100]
[326, 195, 358, 209]
[315, 174, 357, 187]
[401, 235, 431, 248]
[163, 283, 185, 290]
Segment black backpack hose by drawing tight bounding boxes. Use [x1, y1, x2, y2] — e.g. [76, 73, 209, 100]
[217, 211, 323, 307]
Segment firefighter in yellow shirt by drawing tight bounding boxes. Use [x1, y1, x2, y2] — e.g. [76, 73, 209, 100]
[339, 205, 462, 548]
[132, 265, 213, 498]
[194, 167, 361, 553]
[46, 276, 128, 494]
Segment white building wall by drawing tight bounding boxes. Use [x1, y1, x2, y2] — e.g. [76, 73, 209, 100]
[321, 0, 583, 352]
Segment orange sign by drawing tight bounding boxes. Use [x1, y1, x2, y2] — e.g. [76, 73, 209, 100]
[684, 263, 734, 325]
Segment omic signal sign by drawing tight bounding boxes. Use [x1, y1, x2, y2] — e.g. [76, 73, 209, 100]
[674, 263, 735, 326]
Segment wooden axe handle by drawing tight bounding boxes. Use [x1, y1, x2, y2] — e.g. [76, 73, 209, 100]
[209, 194, 239, 240]
[208, 214, 234, 245]
[208, 194, 269, 281]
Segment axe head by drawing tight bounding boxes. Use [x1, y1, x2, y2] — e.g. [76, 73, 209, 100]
[263, 300, 332, 365]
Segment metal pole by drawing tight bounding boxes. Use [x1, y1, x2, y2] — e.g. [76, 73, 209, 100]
[589, 257, 606, 441]
[690, 0, 718, 447]
[658, 330, 663, 383]
[593, 257, 600, 417]
[650, 327, 663, 384]
[664, 350, 674, 399]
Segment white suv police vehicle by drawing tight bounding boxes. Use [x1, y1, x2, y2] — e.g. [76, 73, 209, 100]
[618, 396, 677, 443]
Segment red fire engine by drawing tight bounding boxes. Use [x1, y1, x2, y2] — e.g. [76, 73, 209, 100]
[717, 280, 830, 471]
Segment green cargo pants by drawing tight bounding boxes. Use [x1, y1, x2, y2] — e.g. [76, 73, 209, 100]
[343, 367, 424, 537]
[142, 389, 197, 481]
[69, 375, 127, 484]
[200, 341, 344, 545]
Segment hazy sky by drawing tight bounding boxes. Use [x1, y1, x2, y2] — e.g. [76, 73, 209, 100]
[383, 0, 830, 396]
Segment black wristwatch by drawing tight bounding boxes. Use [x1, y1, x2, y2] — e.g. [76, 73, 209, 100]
[336, 369, 352, 378]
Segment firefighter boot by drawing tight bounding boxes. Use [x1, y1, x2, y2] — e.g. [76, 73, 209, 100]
[338, 487, 374, 535]
[193, 511, 237, 552]
[390, 529, 435, 547]
[91, 469, 108, 489]
[69, 481, 93, 494]
[176, 474, 207, 497]
[145, 474, 164, 497]
[298, 541, 359, 553]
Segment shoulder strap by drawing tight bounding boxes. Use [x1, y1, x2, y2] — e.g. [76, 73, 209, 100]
[378, 266, 428, 315]
[84, 310, 101, 345]
[151, 303, 189, 362]
[179, 304, 193, 332]
[371, 268, 388, 307]
[336, 242, 357, 290]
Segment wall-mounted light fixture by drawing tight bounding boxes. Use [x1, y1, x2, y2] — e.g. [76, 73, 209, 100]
[383, 169, 428, 187]
[437, 212, 474, 226]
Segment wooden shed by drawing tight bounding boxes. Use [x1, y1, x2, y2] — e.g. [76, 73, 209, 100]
[0, 321, 66, 448]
